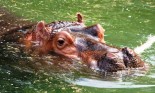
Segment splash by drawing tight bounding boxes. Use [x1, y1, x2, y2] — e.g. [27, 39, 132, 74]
[134, 35, 155, 54]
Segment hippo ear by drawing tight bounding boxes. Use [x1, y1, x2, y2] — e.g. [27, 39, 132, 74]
[36, 21, 46, 31]
[35, 21, 50, 40]
[95, 24, 105, 43]
[85, 24, 105, 43]
[76, 12, 83, 23]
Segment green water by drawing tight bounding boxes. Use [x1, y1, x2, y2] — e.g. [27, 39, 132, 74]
[0, 0, 155, 93]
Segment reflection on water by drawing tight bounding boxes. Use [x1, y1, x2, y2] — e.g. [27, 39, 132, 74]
[148, 73, 155, 78]
[72, 78, 155, 88]
[0, 0, 155, 93]
[134, 35, 155, 54]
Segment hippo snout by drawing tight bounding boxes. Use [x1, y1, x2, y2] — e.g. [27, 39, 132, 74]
[96, 52, 125, 72]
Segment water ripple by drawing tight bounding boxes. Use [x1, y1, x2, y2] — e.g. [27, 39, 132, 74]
[71, 78, 155, 88]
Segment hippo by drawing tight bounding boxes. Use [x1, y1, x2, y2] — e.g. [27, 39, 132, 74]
[23, 21, 144, 72]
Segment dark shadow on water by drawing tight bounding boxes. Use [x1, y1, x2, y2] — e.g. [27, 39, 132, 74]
[0, 7, 35, 42]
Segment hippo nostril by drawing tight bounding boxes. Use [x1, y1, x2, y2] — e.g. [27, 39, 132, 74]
[57, 38, 65, 46]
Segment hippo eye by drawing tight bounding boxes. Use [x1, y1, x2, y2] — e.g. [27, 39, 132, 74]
[57, 38, 65, 47]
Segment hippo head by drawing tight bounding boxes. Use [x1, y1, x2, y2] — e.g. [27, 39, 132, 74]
[24, 21, 144, 72]
[23, 17, 144, 72]
[42, 29, 144, 72]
